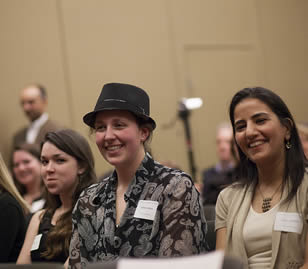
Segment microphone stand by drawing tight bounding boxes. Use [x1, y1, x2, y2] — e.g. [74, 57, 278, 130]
[178, 102, 197, 182]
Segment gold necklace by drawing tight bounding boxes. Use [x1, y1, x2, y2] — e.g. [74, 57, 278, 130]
[258, 183, 282, 212]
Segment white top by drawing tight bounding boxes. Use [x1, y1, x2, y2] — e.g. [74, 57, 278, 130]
[30, 198, 45, 213]
[243, 203, 279, 269]
[26, 113, 49, 143]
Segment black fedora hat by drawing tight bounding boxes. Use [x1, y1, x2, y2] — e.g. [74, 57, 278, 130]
[83, 83, 156, 129]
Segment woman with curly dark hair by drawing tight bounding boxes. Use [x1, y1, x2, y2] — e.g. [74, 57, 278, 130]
[17, 129, 97, 266]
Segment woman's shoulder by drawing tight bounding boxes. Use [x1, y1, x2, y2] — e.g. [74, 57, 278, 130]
[218, 182, 247, 201]
[0, 191, 22, 210]
[77, 180, 109, 205]
[153, 160, 192, 179]
[0, 191, 13, 202]
[142, 153, 190, 183]
[26, 209, 44, 232]
[303, 168, 308, 181]
[297, 168, 308, 192]
[32, 209, 46, 222]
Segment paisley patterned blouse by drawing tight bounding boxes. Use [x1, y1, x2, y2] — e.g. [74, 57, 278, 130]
[69, 153, 207, 268]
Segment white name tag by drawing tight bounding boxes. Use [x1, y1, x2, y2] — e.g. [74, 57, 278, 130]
[274, 212, 303, 234]
[134, 200, 159, 221]
[31, 234, 42, 251]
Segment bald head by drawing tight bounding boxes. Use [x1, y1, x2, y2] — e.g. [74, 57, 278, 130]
[20, 84, 47, 122]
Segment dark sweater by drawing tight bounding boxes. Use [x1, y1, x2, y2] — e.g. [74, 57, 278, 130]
[0, 191, 26, 262]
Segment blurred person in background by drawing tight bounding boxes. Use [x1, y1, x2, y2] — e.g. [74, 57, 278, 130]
[298, 122, 308, 159]
[11, 84, 61, 167]
[201, 122, 235, 205]
[0, 153, 29, 263]
[12, 143, 45, 214]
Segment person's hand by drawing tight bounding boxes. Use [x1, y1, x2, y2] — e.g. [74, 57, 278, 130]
[299, 263, 308, 269]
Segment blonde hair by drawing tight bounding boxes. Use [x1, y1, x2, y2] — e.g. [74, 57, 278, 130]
[0, 153, 30, 214]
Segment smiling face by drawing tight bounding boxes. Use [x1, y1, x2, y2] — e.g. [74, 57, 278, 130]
[94, 110, 149, 170]
[40, 142, 82, 197]
[233, 98, 290, 167]
[13, 150, 41, 187]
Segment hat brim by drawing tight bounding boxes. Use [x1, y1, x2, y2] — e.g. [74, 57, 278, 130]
[83, 103, 156, 130]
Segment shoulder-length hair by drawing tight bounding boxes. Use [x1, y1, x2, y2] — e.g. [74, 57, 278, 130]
[12, 143, 41, 196]
[0, 153, 30, 214]
[229, 87, 307, 202]
[41, 129, 97, 260]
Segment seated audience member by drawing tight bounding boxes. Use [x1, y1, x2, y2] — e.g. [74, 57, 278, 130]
[298, 122, 308, 159]
[216, 87, 308, 268]
[17, 129, 97, 265]
[202, 123, 235, 205]
[0, 153, 29, 263]
[69, 83, 207, 268]
[12, 143, 45, 213]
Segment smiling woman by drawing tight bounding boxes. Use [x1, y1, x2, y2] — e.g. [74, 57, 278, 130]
[233, 98, 290, 168]
[68, 83, 208, 269]
[215, 87, 308, 269]
[17, 129, 97, 266]
[12, 143, 45, 214]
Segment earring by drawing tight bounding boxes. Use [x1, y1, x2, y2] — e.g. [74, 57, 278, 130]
[285, 140, 292, 150]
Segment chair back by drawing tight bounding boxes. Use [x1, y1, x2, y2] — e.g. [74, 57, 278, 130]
[222, 256, 244, 269]
[205, 219, 216, 251]
[203, 204, 216, 220]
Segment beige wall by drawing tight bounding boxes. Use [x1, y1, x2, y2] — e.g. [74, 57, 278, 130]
[1, 0, 307, 182]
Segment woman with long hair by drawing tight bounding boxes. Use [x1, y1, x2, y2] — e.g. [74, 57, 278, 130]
[69, 83, 207, 268]
[0, 153, 29, 262]
[216, 87, 308, 268]
[17, 129, 97, 265]
[12, 143, 45, 213]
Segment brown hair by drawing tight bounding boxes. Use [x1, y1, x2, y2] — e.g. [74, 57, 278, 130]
[41, 129, 97, 260]
[12, 143, 41, 195]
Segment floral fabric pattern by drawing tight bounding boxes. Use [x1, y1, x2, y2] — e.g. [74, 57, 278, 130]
[69, 153, 207, 268]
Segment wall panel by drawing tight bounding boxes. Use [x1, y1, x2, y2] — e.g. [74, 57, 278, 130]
[0, 0, 307, 182]
[0, 0, 71, 161]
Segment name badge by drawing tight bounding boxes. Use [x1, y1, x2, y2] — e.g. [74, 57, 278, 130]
[134, 200, 159, 221]
[31, 234, 43, 251]
[274, 212, 303, 234]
